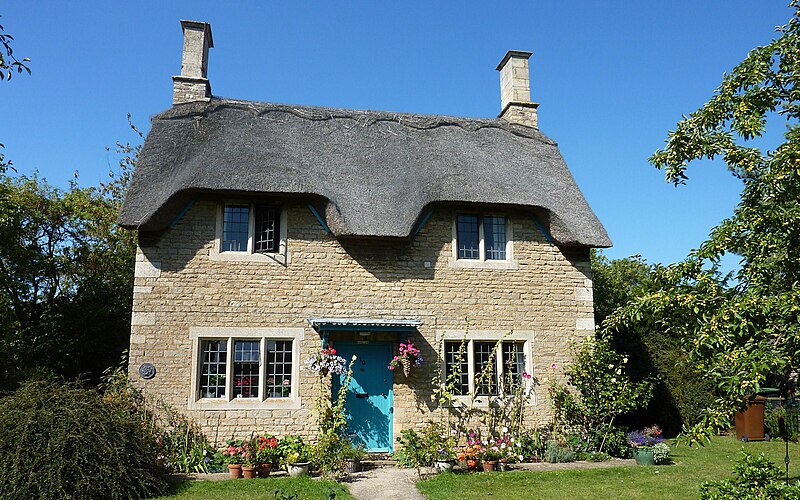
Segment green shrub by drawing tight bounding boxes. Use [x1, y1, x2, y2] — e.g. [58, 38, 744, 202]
[587, 451, 611, 462]
[311, 431, 347, 478]
[0, 380, 168, 500]
[652, 442, 671, 465]
[590, 426, 631, 458]
[765, 404, 800, 442]
[515, 428, 549, 462]
[544, 440, 574, 463]
[700, 451, 800, 499]
[395, 429, 431, 468]
[102, 363, 214, 473]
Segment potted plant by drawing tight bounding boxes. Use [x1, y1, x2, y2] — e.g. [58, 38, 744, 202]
[458, 444, 480, 471]
[255, 434, 280, 477]
[221, 439, 246, 478]
[280, 435, 311, 477]
[628, 425, 664, 466]
[388, 340, 423, 377]
[433, 447, 456, 473]
[341, 439, 367, 473]
[480, 446, 502, 472]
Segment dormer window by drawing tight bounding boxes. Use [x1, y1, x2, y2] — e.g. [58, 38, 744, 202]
[456, 214, 509, 261]
[212, 202, 288, 263]
[222, 203, 280, 253]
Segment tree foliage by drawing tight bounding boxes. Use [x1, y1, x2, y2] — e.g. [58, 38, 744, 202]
[0, 15, 30, 81]
[0, 121, 140, 388]
[550, 336, 653, 453]
[591, 251, 716, 435]
[605, 2, 800, 444]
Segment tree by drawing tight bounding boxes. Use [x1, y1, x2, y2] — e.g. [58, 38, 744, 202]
[605, 1, 800, 443]
[0, 15, 30, 81]
[0, 121, 139, 388]
[591, 251, 717, 435]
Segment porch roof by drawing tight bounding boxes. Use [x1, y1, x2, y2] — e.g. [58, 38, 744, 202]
[306, 317, 423, 333]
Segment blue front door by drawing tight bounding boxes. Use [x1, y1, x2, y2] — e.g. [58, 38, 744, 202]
[332, 342, 393, 452]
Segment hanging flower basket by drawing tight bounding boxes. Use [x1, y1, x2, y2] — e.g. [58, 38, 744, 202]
[389, 339, 423, 376]
[304, 347, 347, 377]
[400, 357, 412, 377]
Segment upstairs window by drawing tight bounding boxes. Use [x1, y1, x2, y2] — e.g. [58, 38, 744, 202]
[218, 202, 284, 257]
[456, 214, 509, 261]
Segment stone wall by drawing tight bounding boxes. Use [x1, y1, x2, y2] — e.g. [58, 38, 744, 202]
[128, 199, 594, 444]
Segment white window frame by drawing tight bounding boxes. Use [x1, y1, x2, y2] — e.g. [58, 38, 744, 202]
[450, 213, 516, 269]
[210, 201, 289, 264]
[437, 329, 534, 407]
[189, 327, 303, 410]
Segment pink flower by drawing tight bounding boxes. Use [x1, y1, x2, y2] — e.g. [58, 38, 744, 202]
[550, 362, 557, 369]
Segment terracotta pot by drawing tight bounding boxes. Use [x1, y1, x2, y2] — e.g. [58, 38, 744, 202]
[258, 463, 273, 477]
[227, 463, 243, 479]
[482, 460, 497, 472]
[242, 466, 257, 479]
[466, 459, 478, 471]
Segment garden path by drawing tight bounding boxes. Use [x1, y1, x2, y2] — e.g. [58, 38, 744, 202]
[343, 465, 426, 500]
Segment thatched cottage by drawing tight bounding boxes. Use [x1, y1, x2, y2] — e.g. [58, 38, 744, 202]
[119, 20, 611, 451]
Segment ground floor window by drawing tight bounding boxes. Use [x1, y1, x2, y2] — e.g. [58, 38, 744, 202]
[197, 336, 294, 401]
[443, 338, 528, 396]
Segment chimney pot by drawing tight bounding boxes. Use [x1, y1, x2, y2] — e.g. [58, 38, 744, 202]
[496, 50, 538, 128]
[172, 20, 213, 105]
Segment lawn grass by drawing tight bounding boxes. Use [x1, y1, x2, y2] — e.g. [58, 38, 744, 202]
[416, 436, 800, 500]
[155, 475, 354, 500]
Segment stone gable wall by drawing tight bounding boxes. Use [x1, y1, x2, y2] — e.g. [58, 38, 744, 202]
[128, 200, 594, 443]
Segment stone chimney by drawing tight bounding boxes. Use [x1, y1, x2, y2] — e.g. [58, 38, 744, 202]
[172, 20, 213, 105]
[496, 50, 538, 128]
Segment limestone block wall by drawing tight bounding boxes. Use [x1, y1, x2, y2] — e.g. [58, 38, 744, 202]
[127, 199, 594, 443]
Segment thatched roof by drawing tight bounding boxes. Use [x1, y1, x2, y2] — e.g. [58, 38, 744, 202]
[119, 98, 611, 247]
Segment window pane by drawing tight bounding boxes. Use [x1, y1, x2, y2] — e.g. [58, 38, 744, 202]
[485, 216, 507, 260]
[254, 204, 280, 253]
[502, 341, 526, 394]
[199, 340, 227, 399]
[474, 341, 499, 396]
[457, 214, 480, 259]
[222, 205, 250, 252]
[266, 340, 292, 398]
[444, 341, 469, 395]
[233, 340, 259, 398]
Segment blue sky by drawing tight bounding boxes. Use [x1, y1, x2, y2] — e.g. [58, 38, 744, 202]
[0, 1, 791, 266]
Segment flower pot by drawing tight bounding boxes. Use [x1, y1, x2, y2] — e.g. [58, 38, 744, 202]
[434, 460, 454, 473]
[346, 459, 362, 473]
[465, 459, 478, 471]
[633, 447, 655, 466]
[258, 463, 272, 477]
[227, 463, 243, 479]
[482, 460, 497, 472]
[288, 462, 310, 477]
[242, 466, 257, 479]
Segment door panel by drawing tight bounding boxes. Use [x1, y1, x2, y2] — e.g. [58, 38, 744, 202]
[332, 342, 393, 452]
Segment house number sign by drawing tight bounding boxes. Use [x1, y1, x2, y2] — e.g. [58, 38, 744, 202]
[138, 363, 156, 380]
